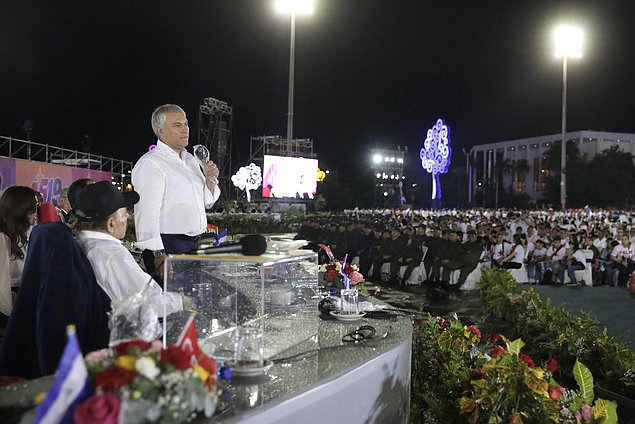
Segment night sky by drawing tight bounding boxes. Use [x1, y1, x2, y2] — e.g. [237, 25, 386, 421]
[1, 0, 634, 177]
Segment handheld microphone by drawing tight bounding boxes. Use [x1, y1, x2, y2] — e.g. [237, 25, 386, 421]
[189, 234, 267, 256]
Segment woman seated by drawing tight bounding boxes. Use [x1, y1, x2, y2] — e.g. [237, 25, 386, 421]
[498, 233, 524, 270]
[564, 242, 587, 286]
[0, 186, 38, 317]
[70, 181, 185, 315]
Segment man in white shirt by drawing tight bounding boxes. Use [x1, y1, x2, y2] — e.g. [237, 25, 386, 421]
[132, 104, 221, 281]
[544, 236, 567, 284]
[73, 181, 184, 316]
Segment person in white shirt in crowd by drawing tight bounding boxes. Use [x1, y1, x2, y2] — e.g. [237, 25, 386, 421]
[55, 187, 71, 222]
[544, 236, 567, 284]
[527, 239, 547, 284]
[536, 225, 552, 246]
[564, 241, 587, 286]
[498, 233, 525, 270]
[526, 226, 538, 245]
[610, 234, 635, 287]
[491, 232, 512, 267]
[72, 181, 186, 315]
[132, 104, 221, 282]
[0, 186, 38, 317]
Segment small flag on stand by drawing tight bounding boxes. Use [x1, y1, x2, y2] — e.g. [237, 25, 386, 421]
[213, 230, 228, 247]
[177, 314, 217, 377]
[35, 325, 90, 424]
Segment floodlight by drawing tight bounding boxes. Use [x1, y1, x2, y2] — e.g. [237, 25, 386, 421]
[275, 0, 314, 15]
[554, 26, 583, 58]
[373, 154, 382, 164]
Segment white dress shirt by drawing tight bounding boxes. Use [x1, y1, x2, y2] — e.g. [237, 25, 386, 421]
[78, 230, 182, 316]
[132, 140, 220, 251]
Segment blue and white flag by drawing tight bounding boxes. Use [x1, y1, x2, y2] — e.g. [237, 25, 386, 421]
[35, 325, 90, 424]
[214, 229, 228, 246]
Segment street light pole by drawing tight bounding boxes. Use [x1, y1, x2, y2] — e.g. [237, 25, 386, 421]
[560, 56, 568, 211]
[275, 0, 314, 154]
[554, 25, 583, 211]
[286, 13, 296, 145]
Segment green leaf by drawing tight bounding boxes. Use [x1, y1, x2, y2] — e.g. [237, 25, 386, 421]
[599, 400, 618, 424]
[509, 338, 525, 356]
[573, 360, 594, 404]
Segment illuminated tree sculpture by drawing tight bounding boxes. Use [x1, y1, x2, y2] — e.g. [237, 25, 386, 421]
[420, 118, 452, 200]
[231, 163, 262, 202]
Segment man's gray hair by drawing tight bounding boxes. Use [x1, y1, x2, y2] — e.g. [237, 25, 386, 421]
[151, 104, 185, 137]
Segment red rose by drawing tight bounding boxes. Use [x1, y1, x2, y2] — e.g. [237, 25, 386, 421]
[73, 394, 121, 424]
[549, 386, 564, 401]
[326, 269, 339, 282]
[113, 340, 152, 356]
[471, 368, 486, 378]
[519, 353, 535, 368]
[343, 263, 354, 275]
[489, 333, 501, 343]
[467, 325, 481, 339]
[545, 356, 559, 372]
[161, 344, 191, 370]
[490, 345, 506, 358]
[94, 367, 136, 391]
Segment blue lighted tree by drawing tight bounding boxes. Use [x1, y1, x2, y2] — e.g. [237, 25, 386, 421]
[420, 119, 452, 201]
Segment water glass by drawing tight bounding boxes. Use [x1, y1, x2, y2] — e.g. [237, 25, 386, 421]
[234, 326, 263, 368]
[340, 288, 359, 315]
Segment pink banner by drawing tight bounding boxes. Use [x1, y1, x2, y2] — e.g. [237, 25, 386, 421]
[11, 158, 112, 203]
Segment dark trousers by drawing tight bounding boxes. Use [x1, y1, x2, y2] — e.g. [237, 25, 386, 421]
[142, 234, 199, 286]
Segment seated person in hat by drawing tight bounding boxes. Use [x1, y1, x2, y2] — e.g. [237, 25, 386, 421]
[70, 181, 185, 315]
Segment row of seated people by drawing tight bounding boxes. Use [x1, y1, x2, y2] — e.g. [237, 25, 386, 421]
[0, 182, 186, 379]
[297, 215, 635, 288]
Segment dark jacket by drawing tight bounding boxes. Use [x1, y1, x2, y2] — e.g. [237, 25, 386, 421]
[0, 222, 111, 379]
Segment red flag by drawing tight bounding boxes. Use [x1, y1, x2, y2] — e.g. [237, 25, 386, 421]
[177, 315, 217, 377]
[317, 244, 336, 262]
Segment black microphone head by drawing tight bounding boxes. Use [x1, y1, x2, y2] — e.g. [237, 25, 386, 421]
[240, 234, 267, 256]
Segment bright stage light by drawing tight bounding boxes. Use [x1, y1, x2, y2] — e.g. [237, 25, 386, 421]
[554, 26, 583, 58]
[384, 157, 390, 162]
[397, 158, 404, 164]
[390, 157, 395, 163]
[376, 173, 381, 178]
[383, 192, 388, 197]
[373, 154, 382, 164]
[275, 0, 314, 15]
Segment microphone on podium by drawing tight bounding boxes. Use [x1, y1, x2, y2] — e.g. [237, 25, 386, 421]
[189, 234, 267, 256]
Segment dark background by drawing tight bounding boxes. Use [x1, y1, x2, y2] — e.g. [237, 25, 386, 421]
[1, 0, 633, 205]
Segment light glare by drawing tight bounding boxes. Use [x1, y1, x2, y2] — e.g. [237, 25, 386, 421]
[554, 26, 583, 59]
[275, 0, 314, 15]
[372, 154, 382, 164]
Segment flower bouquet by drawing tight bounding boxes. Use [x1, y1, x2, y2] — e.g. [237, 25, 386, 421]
[316, 244, 370, 295]
[75, 339, 217, 424]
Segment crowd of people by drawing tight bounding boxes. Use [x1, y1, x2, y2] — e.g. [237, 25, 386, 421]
[296, 208, 635, 289]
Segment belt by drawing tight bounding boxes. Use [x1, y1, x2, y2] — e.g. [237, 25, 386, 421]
[161, 233, 201, 242]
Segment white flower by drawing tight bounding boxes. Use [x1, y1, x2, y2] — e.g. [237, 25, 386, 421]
[135, 356, 160, 380]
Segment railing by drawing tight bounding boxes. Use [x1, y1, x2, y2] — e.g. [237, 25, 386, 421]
[0, 135, 133, 177]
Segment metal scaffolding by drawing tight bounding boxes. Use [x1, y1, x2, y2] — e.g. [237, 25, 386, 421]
[0, 135, 133, 185]
[197, 97, 233, 196]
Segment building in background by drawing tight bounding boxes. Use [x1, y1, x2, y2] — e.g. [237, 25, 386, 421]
[471, 130, 635, 205]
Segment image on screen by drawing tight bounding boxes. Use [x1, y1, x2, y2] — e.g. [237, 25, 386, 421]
[262, 155, 318, 199]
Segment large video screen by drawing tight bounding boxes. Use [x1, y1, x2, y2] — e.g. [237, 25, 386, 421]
[262, 155, 318, 199]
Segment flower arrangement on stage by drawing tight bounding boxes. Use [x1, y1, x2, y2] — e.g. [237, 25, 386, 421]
[318, 261, 364, 288]
[411, 314, 618, 424]
[75, 339, 217, 424]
